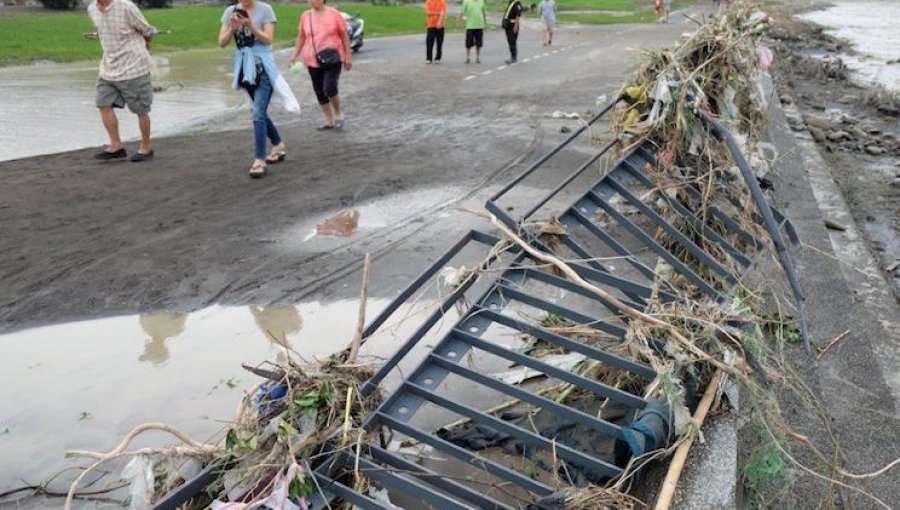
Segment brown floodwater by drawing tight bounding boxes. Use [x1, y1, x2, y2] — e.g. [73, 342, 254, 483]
[0, 298, 463, 492]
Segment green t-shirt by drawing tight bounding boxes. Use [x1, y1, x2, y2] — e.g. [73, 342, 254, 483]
[461, 0, 486, 29]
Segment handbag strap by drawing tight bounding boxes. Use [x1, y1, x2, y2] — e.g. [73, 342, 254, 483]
[309, 10, 319, 55]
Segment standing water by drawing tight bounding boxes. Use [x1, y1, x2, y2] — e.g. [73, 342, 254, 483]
[799, 1, 900, 92]
[0, 299, 457, 496]
[0, 49, 242, 162]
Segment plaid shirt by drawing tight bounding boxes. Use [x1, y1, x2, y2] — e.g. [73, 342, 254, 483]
[88, 0, 156, 81]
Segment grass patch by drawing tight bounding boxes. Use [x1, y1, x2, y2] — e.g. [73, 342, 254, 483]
[0, 2, 426, 66]
[557, 10, 655, 24]
[742, 428, 795, 508]
[555, 0, 688, 24]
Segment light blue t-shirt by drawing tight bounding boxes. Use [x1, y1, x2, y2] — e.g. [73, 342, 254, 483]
[539, 0, 556, 22]
[221, 2, 277, 47]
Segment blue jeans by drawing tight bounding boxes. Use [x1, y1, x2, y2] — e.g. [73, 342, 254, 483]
[249, 70, 281, 160]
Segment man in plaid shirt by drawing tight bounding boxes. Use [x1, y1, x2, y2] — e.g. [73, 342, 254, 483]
[87, 0, 157, 162]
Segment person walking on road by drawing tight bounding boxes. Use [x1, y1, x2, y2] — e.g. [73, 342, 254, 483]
[424, 0, 446, 64]
[502, 0, 523, 64]
[539, 0, 556, 46]
[290, 0, 353, 131]
[87, 0, 157, 162]
[457, 0, 486, 64]
[219, 0, 299, 178]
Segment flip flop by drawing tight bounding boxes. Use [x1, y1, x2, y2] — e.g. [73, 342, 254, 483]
[334, 119, 345, 129]
[249, 161, 268, 179]
[317, 124, 335, 131]
[265, 148, 286, 164]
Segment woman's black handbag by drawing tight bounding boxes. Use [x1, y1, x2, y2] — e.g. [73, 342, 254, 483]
[309, 13, 342, 68]
[316, 48, 342, 67]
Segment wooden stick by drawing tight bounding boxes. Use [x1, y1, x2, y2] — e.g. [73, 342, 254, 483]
[654, 370, 724, 510]
[341, 386, 354, 447]
[816, 329, 850, 361]
[348, 253, 371, 364]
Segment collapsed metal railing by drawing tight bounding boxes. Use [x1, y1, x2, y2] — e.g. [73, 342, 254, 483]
[300, 101, 801, 509]
[154, 98, 802, 510]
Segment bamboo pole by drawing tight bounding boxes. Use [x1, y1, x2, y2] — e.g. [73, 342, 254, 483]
[654, 369, 725, 510]
[348, 253, 371, 364]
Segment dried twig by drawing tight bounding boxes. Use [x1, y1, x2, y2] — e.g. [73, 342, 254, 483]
[816, 329, 850, 361]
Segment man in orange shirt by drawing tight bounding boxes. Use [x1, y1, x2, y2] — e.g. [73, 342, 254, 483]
[424, 0, 446, 63]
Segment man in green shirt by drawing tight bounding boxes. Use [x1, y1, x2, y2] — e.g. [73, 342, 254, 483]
[457, 0, 486, 64]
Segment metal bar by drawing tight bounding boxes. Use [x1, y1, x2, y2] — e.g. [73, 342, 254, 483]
[375, 412, 555, 496]
[152, 462, 223, 510]
[361, 231, 475, 339]
[366, 444, 516, 510]
[348, 453, 508, 510]
[310, 474, 390, 510]
[589, 189, 722, 298]
[554, 254, 674, 302]
[633, 144, 763, 250]
[604, 177, 736, 281]
[429, 352, 624, 439]
[403, 381, 624, 479]
[487, 97, 622, 210]
[493, 284, 627, 337]
[360, 241, 505, 397]
[556, 227, 612, 273]
[563, 208, 658, 280]
[450, 328, 647, 409]
[521, 139, 618, 220]
[474, 308, 655, 378]
[698, 110, 809, 350]
[619, 158, 752, 267]
[361, 257, 532, 424]
[508, 266, 644, 316]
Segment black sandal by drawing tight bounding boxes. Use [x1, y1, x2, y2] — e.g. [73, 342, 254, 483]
[316, 124, 334, 131]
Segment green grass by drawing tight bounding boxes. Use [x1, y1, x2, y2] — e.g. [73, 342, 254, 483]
[557, 10, 654, 24]
[487, 0, 643, 13]
[555, 0, 688, 24]
[0, 2, 426, 66]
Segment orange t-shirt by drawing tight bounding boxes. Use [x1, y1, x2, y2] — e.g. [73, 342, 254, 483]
[299, 8, 348, 68]
[424, 0, 447, 28]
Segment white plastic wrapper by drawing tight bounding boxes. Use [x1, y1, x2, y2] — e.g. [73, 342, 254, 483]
[121, 455, 155, 510]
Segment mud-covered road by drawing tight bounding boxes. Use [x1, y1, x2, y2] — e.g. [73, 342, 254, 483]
[0, 25, 670, 333]
[0, 19, 696, 492]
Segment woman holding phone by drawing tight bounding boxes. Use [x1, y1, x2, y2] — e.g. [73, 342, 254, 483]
[289, 0, 352, 131]
[218, 0, 298, 178]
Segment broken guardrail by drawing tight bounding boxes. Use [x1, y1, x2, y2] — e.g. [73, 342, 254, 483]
[153, 96, 802, 510]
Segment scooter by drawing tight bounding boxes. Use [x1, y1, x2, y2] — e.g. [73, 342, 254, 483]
[340, 12, 364, 53]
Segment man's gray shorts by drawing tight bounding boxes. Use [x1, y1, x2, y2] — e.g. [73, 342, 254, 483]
[96, 73, 153, 115]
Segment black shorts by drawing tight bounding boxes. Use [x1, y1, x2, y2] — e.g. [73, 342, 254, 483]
[465, 29, 484, 49]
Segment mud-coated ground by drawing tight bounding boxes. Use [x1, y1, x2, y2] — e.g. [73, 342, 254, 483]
[1, 24, 694, 334]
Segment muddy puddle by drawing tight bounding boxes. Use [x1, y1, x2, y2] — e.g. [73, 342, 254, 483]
[294, 186, 464, 244]
[0, 298, 461, 490]
[0, 49, 242, 162]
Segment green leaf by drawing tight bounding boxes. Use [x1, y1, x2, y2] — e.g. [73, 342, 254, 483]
[225, 429, 239, 451]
